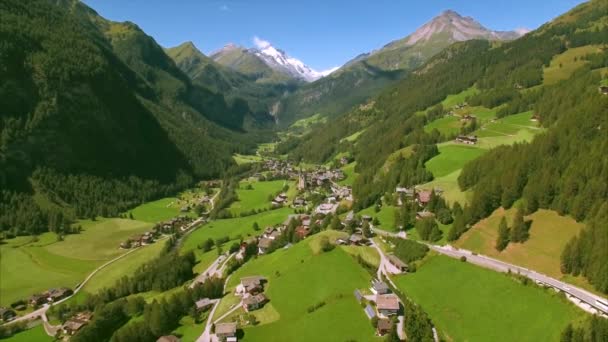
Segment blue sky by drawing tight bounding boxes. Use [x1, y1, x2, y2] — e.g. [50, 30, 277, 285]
[83, 0, 586, 71]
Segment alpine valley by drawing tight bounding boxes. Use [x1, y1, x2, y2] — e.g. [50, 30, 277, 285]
[0, 1, 607, 342]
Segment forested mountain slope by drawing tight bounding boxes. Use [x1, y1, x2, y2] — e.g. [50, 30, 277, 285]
[0, 0, 263, 235]
[280, 0, 608, 292]
[166, 42, 293, 125]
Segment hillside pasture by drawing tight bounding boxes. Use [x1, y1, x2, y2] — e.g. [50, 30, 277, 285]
[233, 153, 262, 165]
[454, 208, 588, 287]
[229, 180, 290, 215]
[543, 45, 604, 85]
[358, 205, 399, 232]
[338, 162, 359, 187]
[215, 232, 377, 342]
[0, 218, 154, 305]
[422, 170, 471, 206]
[128, 197, 182, 223]
[394, 255, 581, 342]
[424, 143, 487, 178]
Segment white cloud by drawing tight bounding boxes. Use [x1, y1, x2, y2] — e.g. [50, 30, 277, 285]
[219, 4, 229, 11]
[253, 36, 271, 49]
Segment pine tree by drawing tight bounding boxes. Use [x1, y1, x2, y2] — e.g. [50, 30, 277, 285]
[510, 207, 529, 243]
[495, 217, 510, 251]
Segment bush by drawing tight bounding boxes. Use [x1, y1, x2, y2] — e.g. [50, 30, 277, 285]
[460, 256, 467, 262]
[319, 236, 334, 252]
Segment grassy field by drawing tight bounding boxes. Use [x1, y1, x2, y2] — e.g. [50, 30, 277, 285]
[234, 154, 263, 165]
[229, 180, 290, 215]
[341, 130, 365, 143]
[442, 86, 479, 108]
[381, 146, 415, 173]
[79, 239, 168, 295]
[454, 208, 591, 287]
[475, 111, 540, 139]
[128, 197, 182, 223]
[422, 170, 471, 206]
[0, 218, 154, 305]
[215, 232, 377, 342]
[543, 45, 604, 85]
[1, 325, 51, 342]
[394, 255, 581, 342]
[424, 115, 462, 136]
[358, 205, 398, 232]
[338, 162, 358, 187]
[182, 208, 294, 254]
[425, 144, 487, 178]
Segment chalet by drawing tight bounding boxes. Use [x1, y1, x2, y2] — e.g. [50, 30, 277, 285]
[386, 254, 408, 273]
[349, 234, 367, 246]
[362, 215, 372, 222]
[295, 226, 311, 239]
[461, 114, 476, 122]
[340, 156, 349, 165]
[395, 187, 415, 197]
[336, 237, 349, 245]
[48, 287, 73, 302]
[377, 319, 392, 336]
[29, 294, 47, 307]
[215, 322, 237, 342]
[370, 280, 390, 295]
[293, 197, 307, 207]
[0, 307, 16, 322]
[416, 211, 435, 220]
[376, 294, 400, 317]
[62, 312, 93, 336]
[416, 191, 432, 206]
[258, 238, 273, 254]
[455, 135, 478, 145]
[195, 298, 213, 312]
[271, 196, 286, 207]
[315, 202, 337, 215]
[243, 293, 268, 312]
[238, 276, 265, 295]
[599, 86, 608, 95]
[157, 336, 181, 342]
[531, 113, 540, 122]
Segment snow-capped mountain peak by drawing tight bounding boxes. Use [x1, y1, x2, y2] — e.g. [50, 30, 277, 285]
[252, 36, 336, 82]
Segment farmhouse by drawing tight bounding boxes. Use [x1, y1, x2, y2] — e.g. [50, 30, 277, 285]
[377, 319, 392, 336]
[295, 226, 311, 239]
[455, 135, 478, 145]
[293, 197, 307, 207]
[599, 86, 608, 95]
[376, 294, 400, 317]
[416, 211, 436, 220]
[340, 156, 349, 165]
[195, 298, 213, 312]
[157, 336, 181, 342]
[315, 202, 338, 215]
[386, 254, 408, 273]
[62, 312, 93, 336]
[0, 307, 16, 322]
[29, 294, 47, 307]
[215, 322, 237, 341]
[349, 234, 367, 246]
[48, 287, 73, 302]
[370, 280, 390, 295]
[258, 238, 273, 254]
[243, 293, 268, 312]
[416, 190, 432, 206]
[396, 187, 415, 197]
[238, 276, 265, 295]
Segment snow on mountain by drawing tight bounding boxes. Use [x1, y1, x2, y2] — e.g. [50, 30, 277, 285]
[252, 36, 337, 82]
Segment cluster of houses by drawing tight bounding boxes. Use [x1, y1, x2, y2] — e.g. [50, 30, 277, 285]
[236, 276, 269, 313]
[355, 279, 402, 336]
[120, 231, 156, 249]
[271, 193, 288, 207]
[62, 311, 93, 336]
[395, 186, 443, 221]
[29, 287, 73, 307]
[455, 135, 478, 145]
[158, 215, 195, 234]
[296, 168, 345, 191]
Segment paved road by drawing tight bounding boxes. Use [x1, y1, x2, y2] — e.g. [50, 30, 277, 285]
[371, 226, 406, 239]
[429, 244, 608, 315]
[195, 299, 220, 342]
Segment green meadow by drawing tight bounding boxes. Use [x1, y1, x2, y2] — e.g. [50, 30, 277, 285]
[424, 144, 487, 178]
[234, 153, 263, 165]
[338, 162, 358, 187]
[128, 197, 182, 223]
[394, 255, 581, 342]
[358, 205, 399, 232]
[229, 180, 290, 215]
[0, 218, 153, 305]
[215, 232, 377, 342]
[1, 325, 51, 342]
[543, 45, 604, 85]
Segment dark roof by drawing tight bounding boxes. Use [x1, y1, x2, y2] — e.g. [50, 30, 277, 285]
[258, 238, 273, 249]
[377, 319, 392, 331]
[216, 322, 237, 335]
[372, 280, 389, 293]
